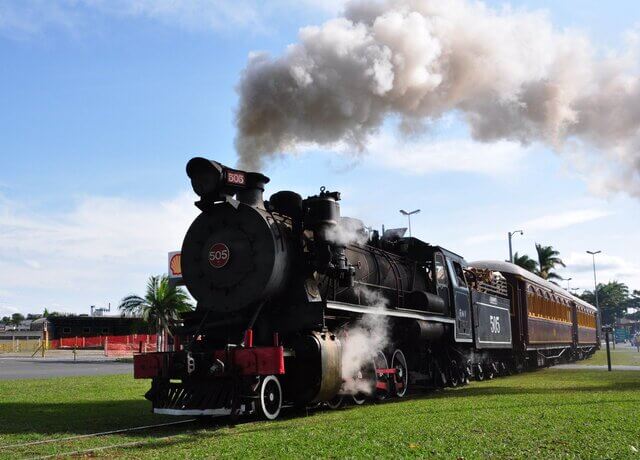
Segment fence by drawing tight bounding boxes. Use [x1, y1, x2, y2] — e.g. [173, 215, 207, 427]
[0, 333, 158, 356]
[50, 334, 158, 356]
[0, 338, 43, 354]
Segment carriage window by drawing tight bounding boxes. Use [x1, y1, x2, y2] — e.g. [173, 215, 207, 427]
[434, 253, 449, 286]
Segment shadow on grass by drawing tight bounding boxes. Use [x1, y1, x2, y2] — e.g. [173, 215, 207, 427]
[424, 379, 640, 399]
[0, 398, 305, 439]
[125, 423, 296, 453]
[0, 400, 186, 437]
[322, 372, 640, 416]
[2, 371, 639, 438]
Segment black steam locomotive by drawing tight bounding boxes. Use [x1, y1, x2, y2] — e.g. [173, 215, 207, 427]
[134, 158, 600, 420]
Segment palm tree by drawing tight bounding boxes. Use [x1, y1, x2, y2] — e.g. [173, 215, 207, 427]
[119, 275, 192, 351]
[581, 281, 630, 325]
[535, 244, 565, 281]
[512, 252, 538, 273]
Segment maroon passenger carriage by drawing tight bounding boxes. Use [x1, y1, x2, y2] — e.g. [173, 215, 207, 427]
[470, 261, 600, 367]
[134, 158, 599, 420]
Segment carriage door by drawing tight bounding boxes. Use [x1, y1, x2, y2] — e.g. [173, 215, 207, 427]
[434, 253, 451, 313]
[447, 258, 473, 342]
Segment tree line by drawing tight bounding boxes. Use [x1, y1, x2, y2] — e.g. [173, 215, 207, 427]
[0, 309, 67, 327]
[513, 243, 639, 325]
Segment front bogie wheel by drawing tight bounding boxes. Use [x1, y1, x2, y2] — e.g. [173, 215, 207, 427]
[256, 375, 282, 420]
[352, 394, 366, 405]
[326, 395, 344, 409]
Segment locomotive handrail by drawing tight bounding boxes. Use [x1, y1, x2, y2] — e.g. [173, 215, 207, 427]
[325, 301, 455, 324]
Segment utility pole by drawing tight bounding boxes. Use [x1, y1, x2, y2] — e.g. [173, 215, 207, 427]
[400, 209, 420, 238]
[508, 230, 523, 263]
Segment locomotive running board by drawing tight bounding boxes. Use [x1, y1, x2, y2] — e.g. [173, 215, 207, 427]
[326, 301, 455, 324]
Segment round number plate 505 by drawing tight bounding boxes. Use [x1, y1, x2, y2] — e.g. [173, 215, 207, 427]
[208, 243, 230, 268]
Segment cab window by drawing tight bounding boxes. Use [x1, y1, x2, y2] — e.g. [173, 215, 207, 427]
[434, 253, 449, 286]
[451, 261, 467, 287]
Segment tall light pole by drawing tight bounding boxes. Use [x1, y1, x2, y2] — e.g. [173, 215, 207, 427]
[400, 209, 420, 238]
[508, 230, 524, 263]
[560, 277, 572, 291]
[586, 250, 601, 313]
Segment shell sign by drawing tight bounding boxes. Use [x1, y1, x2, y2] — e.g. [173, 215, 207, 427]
[168, 251, 182, 279]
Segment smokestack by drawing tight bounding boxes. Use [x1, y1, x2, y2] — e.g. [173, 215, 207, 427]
[235, 0, 640, 198]
[235, 172, 269, 208]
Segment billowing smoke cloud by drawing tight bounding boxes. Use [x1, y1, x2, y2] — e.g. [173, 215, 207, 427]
[339, 286, 390, 395]
[235, 0, 640, 197]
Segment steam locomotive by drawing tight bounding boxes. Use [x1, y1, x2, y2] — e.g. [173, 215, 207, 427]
[133, 158, 600, 420]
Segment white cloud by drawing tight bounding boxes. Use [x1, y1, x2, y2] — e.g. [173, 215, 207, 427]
[465, 208, 611, 245]
[0, 1, 80, 37]
[0, 0, 347, 37]
[0, 305, 19, 318]
[520, 209, 612, 233]
[564, 252, 640, 276]
[88, 0, 264, 32]
[561, 251, 640, 291]
[367, 135, 531, 177]
[0, 192, 199, 314]
[290, 132, 532, 177]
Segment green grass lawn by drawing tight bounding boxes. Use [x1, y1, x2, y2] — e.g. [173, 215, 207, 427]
[1, 369, 640, 459]
[576, 347, 640, 367]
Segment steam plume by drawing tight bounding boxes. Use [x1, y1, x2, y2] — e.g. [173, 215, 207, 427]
[236, 0, 640, 197]
[339, 286, 390, 395]
[326, 217, 369, 246]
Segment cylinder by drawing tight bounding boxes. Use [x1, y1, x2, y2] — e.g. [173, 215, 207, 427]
[235, 172, 269, 208]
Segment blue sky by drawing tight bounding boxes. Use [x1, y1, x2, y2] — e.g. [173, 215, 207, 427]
[1, 0, 639, 316]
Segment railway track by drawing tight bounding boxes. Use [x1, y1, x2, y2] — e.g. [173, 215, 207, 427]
[0, 419, 197, 459]
[31, 435, 185, 460]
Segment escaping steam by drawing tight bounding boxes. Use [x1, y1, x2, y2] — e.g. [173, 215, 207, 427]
[339, 285, 390, 395]
[325, 217, 369, 246]
[236, 0, 640, 197]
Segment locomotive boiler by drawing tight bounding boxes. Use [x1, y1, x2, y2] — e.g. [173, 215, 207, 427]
[133, 158, 600, 420]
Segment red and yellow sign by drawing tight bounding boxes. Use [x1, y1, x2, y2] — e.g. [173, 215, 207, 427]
[168, 251, 182, 278]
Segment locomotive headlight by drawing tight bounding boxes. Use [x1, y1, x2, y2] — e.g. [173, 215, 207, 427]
[186, 157, 224, 199]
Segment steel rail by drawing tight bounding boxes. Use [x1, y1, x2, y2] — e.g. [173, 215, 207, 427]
[30, 434, 182, 460]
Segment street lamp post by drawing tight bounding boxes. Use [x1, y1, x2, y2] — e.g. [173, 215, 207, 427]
[586, 250, 601, 312]
[400, 209, 420, 238]
[587, 250, 605, 348]
[560, 277, 572, 291]
[508, 230, 524, 263]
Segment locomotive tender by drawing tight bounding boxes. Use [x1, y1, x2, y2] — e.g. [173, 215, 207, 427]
[133, 158, 600, 420]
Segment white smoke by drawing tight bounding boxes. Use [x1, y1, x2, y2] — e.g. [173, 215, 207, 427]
[339, 285, 390, 395]
[235, 0, 640, 197]
[325, 217, 369, 246]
